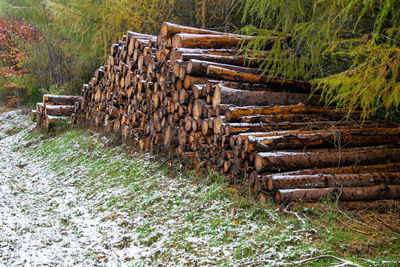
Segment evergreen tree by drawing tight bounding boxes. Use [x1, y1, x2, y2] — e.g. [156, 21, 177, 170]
[240, 0, 400, 119]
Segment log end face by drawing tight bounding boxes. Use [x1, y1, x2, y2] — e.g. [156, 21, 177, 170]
[186, 61, 193, 74]
[267, 177, 274, 191]
[201, 120, 209, 135]
[172, 35, 182, 49]
[213, 116, 223, 135]
[184, 75, 191, 89]
[225, 110, 232, 122]
[212, 85, 221, 109]
[275, 191, 282, 204]
[160, 22, 169, 38]
[255, 153, 263, 172]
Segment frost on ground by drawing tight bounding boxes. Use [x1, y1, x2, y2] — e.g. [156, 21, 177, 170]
[0, 110, 396, 266]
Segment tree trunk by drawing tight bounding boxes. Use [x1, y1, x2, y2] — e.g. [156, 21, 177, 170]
[207, 65, 311, 92]
[255, 148, 400, 172]
[43, 95, 82, 106]
[275, 185, 399, 203]
[172, 33, 256, 49]
[212, 83, 319, 108]
[267, 172, 400, 191]
[224, 104, 359, 122]
[44, 105, 75, 116]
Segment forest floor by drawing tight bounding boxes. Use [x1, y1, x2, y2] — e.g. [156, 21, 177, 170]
[0, 108, 399, 266]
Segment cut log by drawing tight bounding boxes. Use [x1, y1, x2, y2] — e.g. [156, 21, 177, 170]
[184, 75, 209, 89]
[267, 172, 400, 191]
[224, 123, 273, 136]
[275, 185, 395, 203]
[44, 105, 75, 117]
[44, 115, 69, 132]
[160, 22, 252, 38]
[277, 162, 400, 176]
[255, 148, 400, 172]
[95, 69, 105, 83]
[171, 52, 265, 66]
[172, 33, 256, 49]
[244, 127, 400, 151]
[171, 47, 274, 59]
[224, 104, 359, 122]
[212, 83, 318, 108]
[43, 95, 82, 106]
[31, 110, 39, 122]
[207, 65, 311, 92]
[187, 59, 263, 76]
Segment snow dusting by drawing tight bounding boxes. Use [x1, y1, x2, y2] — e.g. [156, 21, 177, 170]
[0, 110, 321, 266]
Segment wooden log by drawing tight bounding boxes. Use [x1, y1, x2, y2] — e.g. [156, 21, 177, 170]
[31, 110, 39, 122]
[95, 69, 105, 84]
[275, 162, 400, 176]
[170, 47, 274, 59]
[160, 22, 253, 38]
[44, 115, 69, 132]
[43, 95, 82, 106]
[267, 172, 400, 191]
[184, 75, 209, 89]
[244, 127, 400, 151]
[170, 48, 240, 62]
[186, 59, 263, 76]
[172, 33, 256, 49]
[171, 52, 264, 66]
[224, 104, 359, 122]
[255, 148, 400, 172]
[212, 83, 318, 108]
[275, 185, 395, 203]
[207, 65, 311, 92]
[127, 31, 156, 55]
[44, 105, 75, 117]
[224, 122, 271, 136]
[36, 102, 44, 112]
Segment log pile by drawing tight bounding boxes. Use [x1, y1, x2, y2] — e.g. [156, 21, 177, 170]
[32, 94, 82, 131]
[73, 22, 400, 206]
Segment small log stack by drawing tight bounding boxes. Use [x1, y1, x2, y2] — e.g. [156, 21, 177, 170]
[32, 94, 82, 131]
[68, 22, 400, 207]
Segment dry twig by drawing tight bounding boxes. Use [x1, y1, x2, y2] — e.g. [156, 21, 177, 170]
[293, 255, 362, 266]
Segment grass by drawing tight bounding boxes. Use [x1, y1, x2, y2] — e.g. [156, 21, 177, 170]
[1, 110, 400, 266]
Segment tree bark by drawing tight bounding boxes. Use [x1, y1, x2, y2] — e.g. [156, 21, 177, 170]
[172, 33, 256, 49]
[255, 148, 400, 172]
[244, 127, 400, 151]
[267, 172, 400, 191]
[224, 104, 359, 122]
[44, 105, 75, 116]
[207, 65, 311, 92]
[212, 83, 319, 108]
[43, 95, 82, 106]
[161, 22, 253, 38]
[275, 185, 398, 203]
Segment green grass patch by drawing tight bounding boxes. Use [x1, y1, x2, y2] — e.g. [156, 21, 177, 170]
[11, 119, 399, 266]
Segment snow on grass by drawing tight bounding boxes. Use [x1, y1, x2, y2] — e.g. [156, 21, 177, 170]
[0, 111, 317, 266]
[0, 110, 398, 266]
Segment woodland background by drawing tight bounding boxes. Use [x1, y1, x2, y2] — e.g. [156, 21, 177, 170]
[0, 0, 399, 120]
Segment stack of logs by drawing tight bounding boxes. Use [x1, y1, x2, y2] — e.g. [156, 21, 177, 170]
[33, 94, 82, 131]
[76, 22, 400, 207]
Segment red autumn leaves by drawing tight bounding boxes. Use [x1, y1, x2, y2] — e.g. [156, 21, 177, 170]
[0, 18, 40, 79]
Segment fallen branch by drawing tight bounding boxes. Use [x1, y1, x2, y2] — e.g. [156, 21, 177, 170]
[284, 204, 318, 234]
[375, 217, 400, 235]
[234, 259, 275, 267]
[293, 255, 362, 267]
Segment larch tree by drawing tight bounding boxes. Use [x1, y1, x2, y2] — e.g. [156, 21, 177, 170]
[240, 0, 400, 119]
